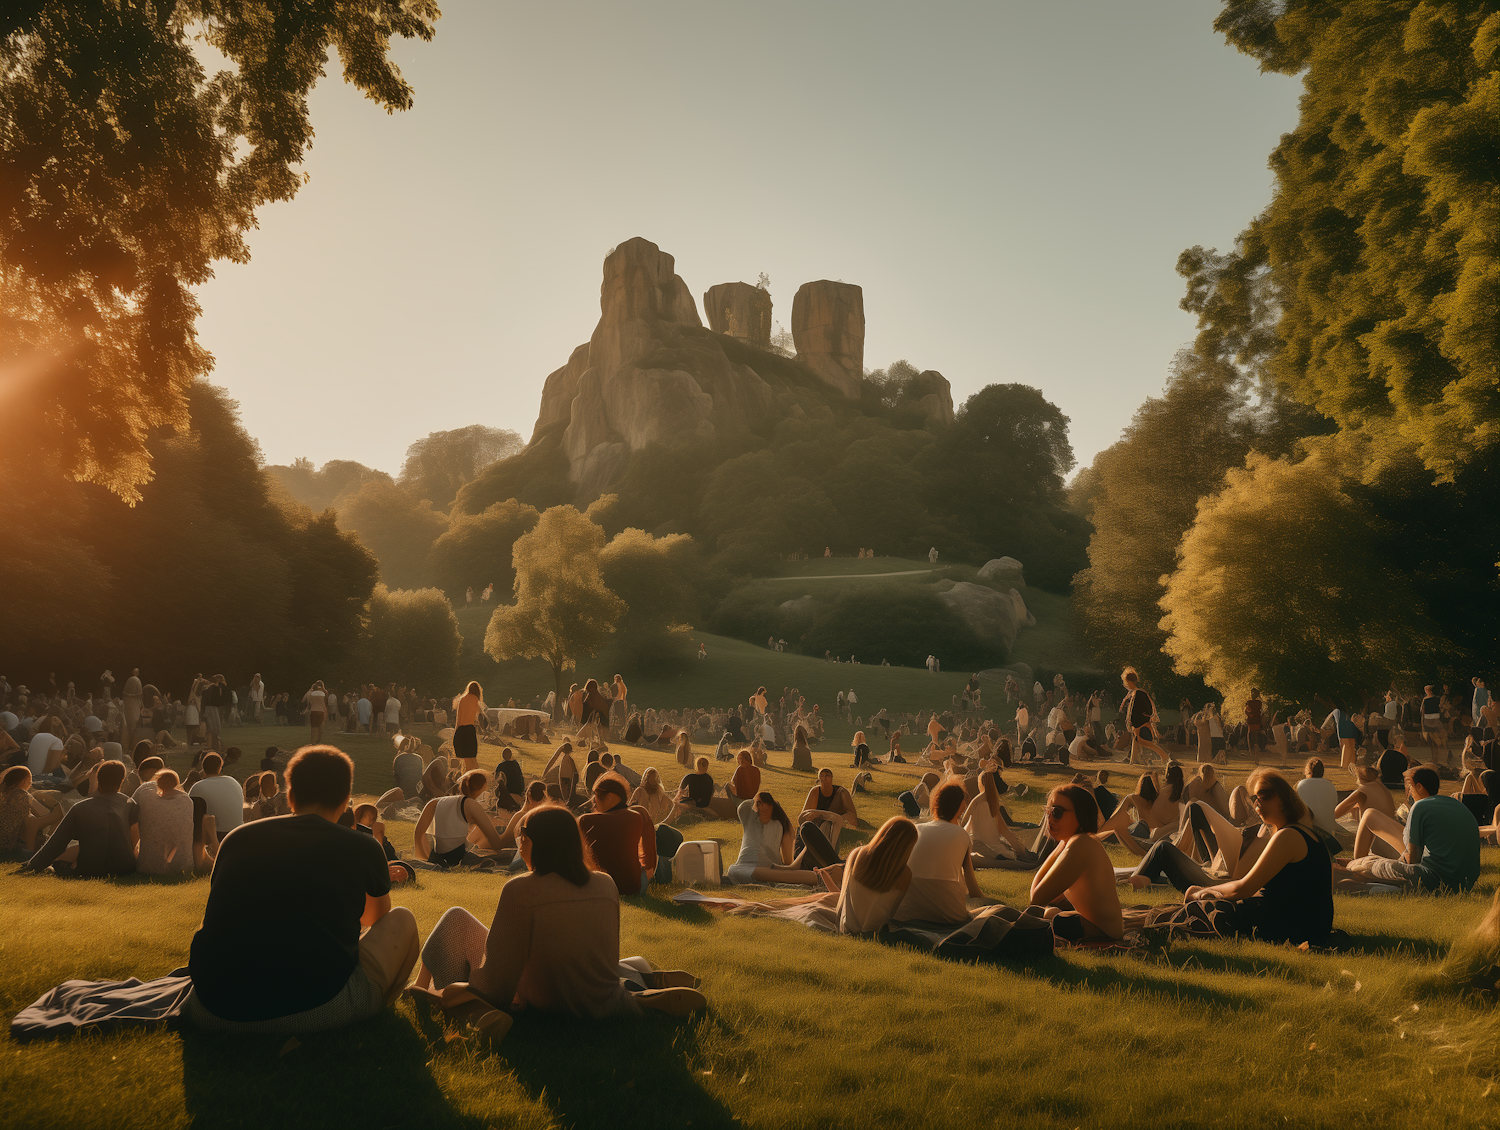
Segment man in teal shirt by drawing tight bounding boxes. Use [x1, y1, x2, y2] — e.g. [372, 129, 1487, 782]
[1345, 765, 1480, 891]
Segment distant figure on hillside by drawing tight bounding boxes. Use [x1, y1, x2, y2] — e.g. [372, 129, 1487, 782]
[824, 547, 831, 558]
[928, 547, 938, 564]
[465, 587, 474, 606]
[697, 643, 707, 661]
[481, 583, 494, 602]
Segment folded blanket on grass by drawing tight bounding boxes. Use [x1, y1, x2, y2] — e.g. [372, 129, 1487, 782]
[11, 969, 193, 1041]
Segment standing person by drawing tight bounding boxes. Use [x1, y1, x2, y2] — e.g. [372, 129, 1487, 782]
[1420, 685, 1446, 764]
[203, 674, 228, 753]
[610, 675, 629, 733]
[465, 586, 474, 607]
[453, 682, 484, 773]
[303, 681, 330, 744]
[1120, 668, 1168, 766]
[122, 668, 143, 748]
[1321, 699, 1361, 776]
[249, 674, 265, 724]
[382, 684, 402, 736]
[101, 669, 115, 705]
[1244, 689, 1265, 758]
[186, 746, 419, 1033]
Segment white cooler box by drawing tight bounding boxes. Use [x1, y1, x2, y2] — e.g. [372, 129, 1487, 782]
[672, 840, 723, 886]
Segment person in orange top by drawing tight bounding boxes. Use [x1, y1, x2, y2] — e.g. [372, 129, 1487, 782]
[725, 750, 761, 802]
[453, 682, 484, 772]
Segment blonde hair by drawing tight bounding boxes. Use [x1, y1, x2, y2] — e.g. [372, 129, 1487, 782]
[853, 817, 919, 894]
[155, 769, 181, 796]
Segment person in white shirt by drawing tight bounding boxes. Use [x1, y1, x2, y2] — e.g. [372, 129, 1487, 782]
[27, 726, 66, 781]
[893, 782, 983, 924]
[189, 752, 244, 834]
[302, 681, 329, 743]
[383, 693, 402, 734]
[1295, 757, 1343, 845]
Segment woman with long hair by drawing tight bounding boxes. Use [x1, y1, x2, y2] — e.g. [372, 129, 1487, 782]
[725, 791, 824, 886]
[1027, 784, 1123, 941]
[579, 773, 678, 895]
[673, 729, 693, 768]
[1092, 763, 1185, 857]
[413, 770, 509, 869]
[791, 724, 814, 773]
[409, 805, 705, 1038]
[962, 770, 1030, 867]
[452, 681, 485, 773]
[0, 767, 66, 859]
[630, 767, 673, 825]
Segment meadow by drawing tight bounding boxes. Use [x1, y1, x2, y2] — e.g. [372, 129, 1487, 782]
[4, 705, 1500, 1130]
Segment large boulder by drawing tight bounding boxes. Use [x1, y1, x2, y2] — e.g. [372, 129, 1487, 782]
[938, 581, 1024, 654]
[977, 556, 1026, 589]
[792, 281, 864, 399]
[914, 370, 955, 426]
[1007, 587, 1036, 629]
[704, 282, 772, 346]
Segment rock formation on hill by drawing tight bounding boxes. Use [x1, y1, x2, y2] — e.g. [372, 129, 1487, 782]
[703, 282, 772, 346]
[791, 281, 864, 399]
[527, 238, 940, 501]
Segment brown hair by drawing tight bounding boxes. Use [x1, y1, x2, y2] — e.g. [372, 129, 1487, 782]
[1050, 784, 1100, 835]
[853, 817, 919, 894]
[1246, 767, 1307, 823]
[286, 745, 354, 810]
[155, 769, 182, 796]
[1304, 757, 1325, 779]
[95, 761, 126, 793]
[933, 782, 967, 821]
[592, 773, 630, 810]
[457, 769, 489, 798]
[520, 805, 593, 887]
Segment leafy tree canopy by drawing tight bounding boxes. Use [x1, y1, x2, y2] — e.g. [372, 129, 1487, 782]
[399, 425, 523, 510]
[0, 0, 438, 500]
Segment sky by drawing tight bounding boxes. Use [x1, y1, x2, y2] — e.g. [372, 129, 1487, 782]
[194, 0, 1302, 479]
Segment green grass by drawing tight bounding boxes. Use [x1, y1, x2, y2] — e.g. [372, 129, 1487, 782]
[5, 723, 1500, 1129]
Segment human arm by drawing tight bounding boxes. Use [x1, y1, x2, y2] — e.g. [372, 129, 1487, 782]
[634, 807, 657, 872]
[361, 892, 391, 928]
[1187, 826, 1305, 902]
[1029, 839, 1085, 907]
[961, 848, 982, 898]
[23, 804, 81, 871]
[465, 797, 508, 854]
[1334, 787, 1365, 819]
[413, 800, 437, 861]
[780, 826, 796, 866]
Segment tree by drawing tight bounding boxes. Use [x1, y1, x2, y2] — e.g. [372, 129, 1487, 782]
[0, 0, 438, 501]
[1204, 1, 1500, 481]
[1160, 438, 1440, 708]
[336, 478, 447, 590]
[266, 459, 391, 513]
[425, 498, 540, 603]
[399, 425, 524, 510]
[599, 528, 700, 665]
[484, 505, 625, 702]
[362, 584, 463, 694]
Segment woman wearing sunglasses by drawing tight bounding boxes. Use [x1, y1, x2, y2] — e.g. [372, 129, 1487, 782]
[1027, 785, 1123, 942]
[1176, 767, 1334, 947]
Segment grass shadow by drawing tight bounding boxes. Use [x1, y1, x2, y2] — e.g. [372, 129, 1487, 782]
[180, 1011, 481, 1130]
[623, 893, 715, 924]
[498, 1010, 736, 1130]
[1017, 955, 1264, 1010]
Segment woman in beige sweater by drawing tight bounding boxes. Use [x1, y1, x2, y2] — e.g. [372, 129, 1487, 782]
[407, 806, 704, 1039]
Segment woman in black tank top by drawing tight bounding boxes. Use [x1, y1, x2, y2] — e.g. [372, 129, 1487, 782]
[1181, 767, 1333, 947]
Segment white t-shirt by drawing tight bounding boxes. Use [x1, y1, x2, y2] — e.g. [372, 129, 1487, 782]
[304, 689, 327, 714]
[906, 820, 971, 882]
[190, 775, 244, 832]
[27, 732, 64, 773]
[0, 711, 18, 731]
[1069, 734, 1091, 759]
[1296, 777, 1340, 835]
[384, 697, 401, 723]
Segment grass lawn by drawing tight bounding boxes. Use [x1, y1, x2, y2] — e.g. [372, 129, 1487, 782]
[4, 718, 1500, 1129]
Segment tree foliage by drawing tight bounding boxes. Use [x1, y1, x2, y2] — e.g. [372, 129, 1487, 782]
[484, 505, 625, 700]
[362, 584, 463, 694]
[0, 0, 439, 501]
[598, 527, 700, 665]
[266, 458, 392, 513]
[336, 478, 447, 590]
[399, 425, 523, 510]
[425, 498, 540, 602]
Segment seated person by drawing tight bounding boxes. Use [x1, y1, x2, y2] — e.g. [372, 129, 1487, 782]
[725, 750, 760, 802]
[352, 802, 415, 885]
[1333, 761, 1400, 855]
[725, 792, 825, 886]
[188, 753, 244, 835]
[579, 774, 677, 894]
[413, 770, 510, 869]
[490, 747, 525, 811]
[1454, 768, 1500, 827]
[834, 817, 917, 933]
[961, 770, 1031, 867]
[421, 755, 455, 803]
[1184, 764, 1232, 821]
[1342, 765, 1481, 892]
[1172, 768, 1334, 947]
[409, 805, 704, 1037]
[1378, 737, 1411, 786]
[898, 771, 942, 819]
[540, 741, 580, 807]
[395, 742, 424, 798]
[1090, 770, 1119, 822]
[0, 762, 66, 858]
[1027, 785, 1123, 941]
[134, 768, 198, 875]
[672, 757, 716, 821]
[186, 745, 418, 1033]
[629, 768, 674, 826]
[893, 783, 984, 925]
[1295, 758, 1344, 847]
[603, 751, 640, 789]
[1093, 765, 1184, 857]
[22, 760, 136, 877]
[799, 768, 857, 854]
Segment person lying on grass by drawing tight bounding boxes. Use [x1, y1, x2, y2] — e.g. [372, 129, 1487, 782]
[725, 792, 829, 885]
[894, 783, 985, 925]
[1092, 764, 1185, 856]
[186, 745, 420, 1034]
[1027, 785, 1123, 942]
[1338, 764, 1481, 893]
[406, 804, 704, 1041]
[962, 770, 1032, 868]
[412, 769, 509, 870]
[1161, 768, 1335, 948]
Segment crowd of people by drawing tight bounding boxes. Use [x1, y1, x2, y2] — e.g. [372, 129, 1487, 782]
[6, 663, 1499, 1042]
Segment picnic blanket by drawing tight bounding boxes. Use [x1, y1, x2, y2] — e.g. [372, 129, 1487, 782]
[880, 903, 1056, 962]
[11, 969, 193, 1042]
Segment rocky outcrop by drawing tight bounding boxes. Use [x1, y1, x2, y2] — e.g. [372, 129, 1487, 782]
[792, 281, 864, 399]
[704, 283, 772, 346]
[531, 343, 591, 441]
[977, 556, 1025, 589]
[915, 370, 955, 426]
[938, 581, 1027, 655]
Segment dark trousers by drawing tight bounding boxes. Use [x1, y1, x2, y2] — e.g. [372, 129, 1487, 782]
[797, 821, 840, 868]
[653, 824, 685, 884]
[1135, 839, 1214, 893]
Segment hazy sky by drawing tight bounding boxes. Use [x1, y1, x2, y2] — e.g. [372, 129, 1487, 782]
[195, 0, 1300, 478]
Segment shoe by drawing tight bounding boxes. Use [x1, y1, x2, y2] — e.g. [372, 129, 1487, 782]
[640, 969, 698, 989]
[636, 987, 707, 1015]
[471, 1009, 514, 1041]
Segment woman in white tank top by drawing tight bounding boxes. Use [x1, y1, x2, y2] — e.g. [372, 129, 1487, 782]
[414, 770, 509, 869]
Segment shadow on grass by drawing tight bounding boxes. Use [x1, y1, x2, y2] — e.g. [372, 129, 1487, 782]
[498, 1011, 736, 1130]
[1019, 955, 1262, 1010]
[1332, 932, 1452, 961]
[181, 1011, 482, 1130]
[623, 893, 715, 924]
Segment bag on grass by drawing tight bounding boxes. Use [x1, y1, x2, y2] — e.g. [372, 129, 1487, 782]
[672, 840, 722, 886]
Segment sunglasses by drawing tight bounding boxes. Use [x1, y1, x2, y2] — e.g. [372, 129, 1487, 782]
[1042, 804, 1074, 819]
[1250, 789, 1277, 804]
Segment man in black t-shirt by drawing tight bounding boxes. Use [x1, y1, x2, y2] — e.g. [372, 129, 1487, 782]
[1120, 667, 1169, 766]
[186, 745, 418, 1033]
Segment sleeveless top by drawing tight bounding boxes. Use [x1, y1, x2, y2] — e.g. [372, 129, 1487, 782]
[456, 694, 481, 727]
[434, 795, 471, 853]
[1257, 825, 1333, 946]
